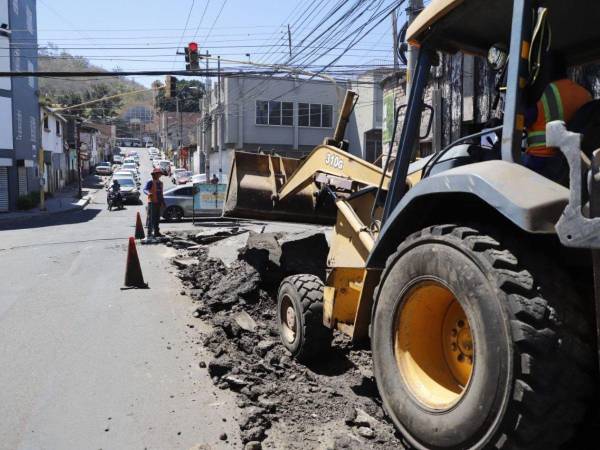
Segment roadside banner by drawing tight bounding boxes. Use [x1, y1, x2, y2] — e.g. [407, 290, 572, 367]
[193, 183, 227, 212]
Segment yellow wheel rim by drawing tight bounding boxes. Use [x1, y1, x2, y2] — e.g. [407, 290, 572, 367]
[394, 281, 474, 410]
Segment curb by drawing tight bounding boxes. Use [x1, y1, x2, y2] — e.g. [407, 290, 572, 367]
[0, 194, 93, 224]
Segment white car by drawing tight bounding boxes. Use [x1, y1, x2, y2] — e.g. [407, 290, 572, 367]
[122, 163, 139, 174]
[117, 168, 140, 183]
[108, 177, 141, 203]
[171, 168, 187, 183]
[191, 173, 207, 184]
[123, 157, 138, 167]
[95, 162, 112, 176]
[157, 160, 171, 176]
[112, 171, 139, 185]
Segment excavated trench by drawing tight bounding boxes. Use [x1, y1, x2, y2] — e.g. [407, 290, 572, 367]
[163, 227, 405, 450]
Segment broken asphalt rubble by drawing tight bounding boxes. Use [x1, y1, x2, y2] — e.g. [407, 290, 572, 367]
[164, 226, 403, 449]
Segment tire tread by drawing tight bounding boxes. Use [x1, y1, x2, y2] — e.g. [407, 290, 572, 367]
[374, 224, 595, 450]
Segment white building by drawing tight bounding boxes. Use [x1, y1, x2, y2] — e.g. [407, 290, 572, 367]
[195, 73, 386, 178]
[41, 107, 67, 192]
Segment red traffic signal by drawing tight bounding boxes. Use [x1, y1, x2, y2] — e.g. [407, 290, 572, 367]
[186, 42, 200, 71]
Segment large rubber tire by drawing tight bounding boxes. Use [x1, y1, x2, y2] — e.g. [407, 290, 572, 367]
[163, 206, 183, 222]
[277, 274, 333, 362]
[372, 224, 596, 450]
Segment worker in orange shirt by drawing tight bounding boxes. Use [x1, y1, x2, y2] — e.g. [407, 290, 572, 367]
[524, 51, 592, 185]
[143, 167, 166, 238]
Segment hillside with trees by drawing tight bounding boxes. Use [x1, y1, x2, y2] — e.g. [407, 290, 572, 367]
[38, 44, 151, 122]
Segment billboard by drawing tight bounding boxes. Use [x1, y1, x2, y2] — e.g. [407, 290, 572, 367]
[193, 183, 226, 212]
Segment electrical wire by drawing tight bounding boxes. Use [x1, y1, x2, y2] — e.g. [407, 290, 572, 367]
[171, 0, 196, 69]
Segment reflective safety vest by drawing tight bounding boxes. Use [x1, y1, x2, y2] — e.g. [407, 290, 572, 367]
[148, 179, 163, 204]
[527, 79, 592, 157]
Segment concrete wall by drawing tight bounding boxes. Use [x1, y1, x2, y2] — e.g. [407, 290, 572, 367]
[223, 76, 351, 156]
[353, 71, 386, 160]
[6, 0, 39, 207]
[41, 113, 65, 154]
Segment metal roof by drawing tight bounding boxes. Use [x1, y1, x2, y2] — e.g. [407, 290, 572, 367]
[407, 0, 600, 65]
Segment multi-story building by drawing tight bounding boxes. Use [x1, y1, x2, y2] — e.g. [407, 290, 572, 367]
[41, 107, 67, 193]
[0, 0, 39, 212]
[195, 74, 385, 178]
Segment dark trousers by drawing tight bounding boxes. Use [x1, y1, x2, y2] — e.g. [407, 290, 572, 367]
[147, 202, 162, 236]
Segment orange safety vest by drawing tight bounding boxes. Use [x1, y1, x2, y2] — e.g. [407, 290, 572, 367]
[148, 180, 162, 204]
[527, 79, 592, 157]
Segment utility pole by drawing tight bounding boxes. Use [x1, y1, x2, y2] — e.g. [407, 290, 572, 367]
[205, 50, 210, 176]
[38, 111, 47, 211]
[287, 24, 292, 59]
[176, 96, 182, 159]
[406, 0, 423, 96]
[392, 9, 399, 71]
[217, 55, 222, 176]
[76, 123, 82, 199]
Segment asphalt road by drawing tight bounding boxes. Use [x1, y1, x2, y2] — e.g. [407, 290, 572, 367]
[0, 148, 240, 450]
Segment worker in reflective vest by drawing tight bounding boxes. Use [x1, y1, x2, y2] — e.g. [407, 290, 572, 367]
[144, 167, 165, 238]
[525, 52, 592, 184]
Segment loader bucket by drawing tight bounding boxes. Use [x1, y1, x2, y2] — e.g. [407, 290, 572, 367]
[223, 151, 336, 224]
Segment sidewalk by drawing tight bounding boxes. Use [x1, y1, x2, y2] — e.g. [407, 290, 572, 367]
[0, 176, 104, 223]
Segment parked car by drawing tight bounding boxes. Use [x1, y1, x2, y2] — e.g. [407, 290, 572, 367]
[157, 160, 171, 176]
[123, 156, 139, 166]
[109, 177, 140, 203]
[95, 162, 113, 176]
[176, 171, 192, 185]
[162, 185, 195, 221]
[191, 173, 207, 184]
[113, 155, 124, 164]
[122, 163, 139, 174]
[111, 171, 139, 186]
[117, 168, 140, 183]
[171, 168, 187, 184]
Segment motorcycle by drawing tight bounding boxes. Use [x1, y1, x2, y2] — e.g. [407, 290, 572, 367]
[107, 189, 125, 211]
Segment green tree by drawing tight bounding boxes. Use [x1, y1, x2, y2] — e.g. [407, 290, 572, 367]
[155, 79, 205, 113]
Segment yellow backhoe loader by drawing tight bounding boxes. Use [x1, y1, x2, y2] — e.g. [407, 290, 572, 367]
[224, 1, 600, 448]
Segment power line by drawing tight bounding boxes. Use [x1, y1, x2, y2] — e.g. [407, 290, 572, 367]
[171, 0, 196, 69]
[202, 0, 229, 46]
[191, 0, 211, 42]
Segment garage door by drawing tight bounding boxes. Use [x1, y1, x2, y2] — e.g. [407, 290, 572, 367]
[0, 167, 8, 212]
[18, 166, 27, 197]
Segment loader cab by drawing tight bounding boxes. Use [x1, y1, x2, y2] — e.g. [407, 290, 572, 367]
[384, 0, 600, 224]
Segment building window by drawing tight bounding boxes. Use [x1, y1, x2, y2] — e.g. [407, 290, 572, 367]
[30, 116, 37, 142]
[26, 6, 33, 34]
[56, 120, 61, 135]
[256, 101, 268, 125]
[16, 110, 22, 141]
[256, 100, 294, 126]
[268, 101, 281, 126]
[282, 102, 293, 126]
[298, 103, 333, 128]
[43, 115, 49, 130]
[27, 61, 34, 88]
[12, 0, 18, 16]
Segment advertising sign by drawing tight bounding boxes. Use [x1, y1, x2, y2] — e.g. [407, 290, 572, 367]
[382, 92, 395, 145]
[193, 183, 227, 212]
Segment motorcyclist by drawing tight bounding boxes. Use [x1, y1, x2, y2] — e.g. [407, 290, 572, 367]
[108, 179, 123, 209]
[110, 179, 121, 193]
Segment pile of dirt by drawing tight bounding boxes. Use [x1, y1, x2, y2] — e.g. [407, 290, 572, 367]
[170, 231, 404, 449]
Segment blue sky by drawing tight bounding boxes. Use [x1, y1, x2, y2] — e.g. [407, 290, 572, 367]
[35, 0, 397, 87]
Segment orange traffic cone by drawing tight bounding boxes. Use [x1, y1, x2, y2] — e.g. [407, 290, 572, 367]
[135, 212, 145, 240]
[122, 237, 149, 289]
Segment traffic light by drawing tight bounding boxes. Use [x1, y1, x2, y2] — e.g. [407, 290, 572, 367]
[164, 75, 177, 99]
[186, 42, 199, 71]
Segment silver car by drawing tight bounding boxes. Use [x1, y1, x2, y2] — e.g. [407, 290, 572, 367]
[162, 185, 195, 221]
